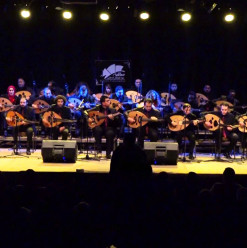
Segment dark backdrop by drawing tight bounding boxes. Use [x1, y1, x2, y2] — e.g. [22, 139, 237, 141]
[0, 1, 247, 103]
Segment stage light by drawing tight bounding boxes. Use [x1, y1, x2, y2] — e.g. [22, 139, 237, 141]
[20, 9, 31, 19]
[181, 12, 191, 22]
[63, 11, 72, 20]
[140, 12, 150, 20]
[99, 12, 110, 21]
[224, 13, 235, 22]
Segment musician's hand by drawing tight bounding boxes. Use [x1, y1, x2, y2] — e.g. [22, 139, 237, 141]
[26, 96, 30, 100]
[108, 114, 114, 120]
[227, 126, 233, 131]
[128, 117, 135, 124]
[85, 103, 91, 109]
[150, 116, 158, 121]
[193, 120, 199, 125]
[204, 121, 212, 127]
[239, 121, 245, 127]
[171, 121, 177, 127]
[59, 126, 65, 133]
[68, 103, 74, 109]
[6, 117, 11, 122]
[88, 118, 93, 123]
[43, 119, 49, 126]
[32, 104, 38, 109]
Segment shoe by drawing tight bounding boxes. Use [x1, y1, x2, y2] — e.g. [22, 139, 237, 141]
[96, 152, 102, 159]
[12, 144, 21, 150]
[223, 152, 232, 159]
[26, 149, 31, 155]
[189, 153, 195, 160]
[106, 154, 112, 159]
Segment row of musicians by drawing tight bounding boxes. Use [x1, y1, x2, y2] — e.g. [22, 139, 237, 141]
[2, 92, 247, 159]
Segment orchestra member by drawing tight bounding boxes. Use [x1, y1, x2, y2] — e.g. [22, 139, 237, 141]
[237, 114, 247, 155]
[134, 78, 143, 95]
[187, 91, 199, 109]
[0, 86, 20, 136]
[31, 87, 55, 136]
[227, 89, 240, 106]
[47, 80, 64, 96]
[7, 97, 36, 155]
[204, 102, 239, 158]
[111, 86, 130, 110]
[16, 78, 33, 100]
[126, 98, 161, 148]
[68, 83, 95, 109]
[200, 84, 216, 111]
[1, 85, 20, 105]
[43, 95, 71, 140]
[167, 103, 199, 159]
[145, 90, 161, 109]
[86, 95, 120, 159]
[104, 84, 113, 98]
[68, 83, 95, 137]
[32, 87, 55, 107]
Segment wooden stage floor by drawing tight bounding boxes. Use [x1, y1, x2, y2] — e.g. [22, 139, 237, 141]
[0, 148, 246, 174]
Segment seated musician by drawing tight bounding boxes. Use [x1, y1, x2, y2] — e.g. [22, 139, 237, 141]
[32, 87, 55, 107]
[203, 102, 239, 158]
[145, 90, 161, 109]
[31, 87, 55, 136]
[68, 83, 95, 137]
[47, 80, 64, 96]
[6, 97, 36, 155]
[200, 84, 216, 111]
[69, 83, 95, 108]
[236, 113, 247, 153]
[86, 95, 121, 159]
[111, 86, 129, 106]
[43, 95, 71, 140]
[134, 78, 143, 95]
[104, 84, 113, 98]
[126, 98, 161, 148]
[16, 78, 34, 100]
[227, 89, 240, 107]
[0, 86, 20, 136]
[167, 103, 199, 160]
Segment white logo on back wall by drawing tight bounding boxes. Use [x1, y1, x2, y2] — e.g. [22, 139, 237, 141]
[101, 64, 125, 82]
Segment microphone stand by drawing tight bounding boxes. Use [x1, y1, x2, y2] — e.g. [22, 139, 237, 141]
[182, 115, 188, 162]
[241, 119, 247, 161]
[77, 113, 100, 161]
[49, 111, 54, 140]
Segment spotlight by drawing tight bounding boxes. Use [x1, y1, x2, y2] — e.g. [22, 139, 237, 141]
[140, 12, 150, 20]
[181, 12, 191, 22]
[20, 9, 31, 19]
[99, 12, 110, 21]
[62, 11, 72, 20]
[224, 13, 235, 22]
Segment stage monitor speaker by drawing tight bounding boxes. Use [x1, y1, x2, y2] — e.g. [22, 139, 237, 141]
[41, 140, 78, 163]
[144, 142, 178, 165]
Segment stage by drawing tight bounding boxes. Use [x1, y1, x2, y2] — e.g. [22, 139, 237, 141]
[0, 148, 246, 174]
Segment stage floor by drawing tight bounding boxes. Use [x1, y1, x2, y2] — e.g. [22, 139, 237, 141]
[0, 148, 246, 174]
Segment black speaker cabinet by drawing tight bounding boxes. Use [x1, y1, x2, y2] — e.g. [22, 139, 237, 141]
[41, 140, 78, 163]
[144, 142, 178, 165]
